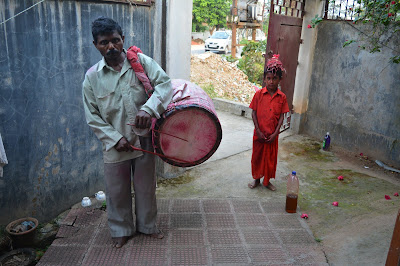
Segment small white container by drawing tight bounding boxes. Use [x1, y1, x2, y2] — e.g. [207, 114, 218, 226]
[81, 197, 92, 207]
[95, 191, 106, 201]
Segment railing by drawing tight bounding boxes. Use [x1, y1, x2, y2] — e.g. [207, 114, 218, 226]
[324, 0, 362, 20]
[270, 0, 306, 18]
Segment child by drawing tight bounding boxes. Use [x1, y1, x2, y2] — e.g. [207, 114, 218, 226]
[248, 54, 289, 191]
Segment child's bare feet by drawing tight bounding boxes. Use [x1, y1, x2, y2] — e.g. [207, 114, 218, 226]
[248, 179, 261, 189]
[265, 182, 276, 191]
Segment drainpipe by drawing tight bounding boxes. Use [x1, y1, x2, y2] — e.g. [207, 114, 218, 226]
[161, 0, 167, 71]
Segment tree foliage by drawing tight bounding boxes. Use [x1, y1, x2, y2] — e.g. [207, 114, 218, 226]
[192, 0, 231, 33]
[237, 40, 267, 85]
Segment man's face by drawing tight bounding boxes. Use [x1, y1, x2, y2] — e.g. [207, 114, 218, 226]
[264, 73, 281, 91]
[93, 31, 125, 61]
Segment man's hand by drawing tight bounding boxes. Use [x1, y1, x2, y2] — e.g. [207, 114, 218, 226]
[115, 137, 133, 152]
[135, 110, 151, 129]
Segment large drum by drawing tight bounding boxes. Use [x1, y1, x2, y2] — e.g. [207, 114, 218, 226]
[153, 79, 222, 167]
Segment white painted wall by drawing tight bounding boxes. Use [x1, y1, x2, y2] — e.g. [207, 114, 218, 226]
[166, 0, 193, 80]
[291, 0, 325, 133]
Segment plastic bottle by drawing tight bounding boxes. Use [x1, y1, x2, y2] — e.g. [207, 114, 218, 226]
[322, 132, 331, 151]
[285, 171, 299, 213]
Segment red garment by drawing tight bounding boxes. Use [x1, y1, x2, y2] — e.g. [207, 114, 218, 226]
[249, 87, 289, 186]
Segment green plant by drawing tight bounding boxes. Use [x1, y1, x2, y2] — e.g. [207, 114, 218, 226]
[224, 55, 239, 63]
[202, 83, 218, 99]
[237, 40, 267, 85]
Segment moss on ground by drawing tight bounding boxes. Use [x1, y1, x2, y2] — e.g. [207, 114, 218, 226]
[286, 139, 337, 162]
[283, 138, 400, 237]
[157, 173, 196, 187]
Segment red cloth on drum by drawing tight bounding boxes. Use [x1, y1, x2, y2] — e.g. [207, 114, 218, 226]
[249, 87, 289, 186]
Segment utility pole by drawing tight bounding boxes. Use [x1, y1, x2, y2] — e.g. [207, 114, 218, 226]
[231, 0, 238, 58]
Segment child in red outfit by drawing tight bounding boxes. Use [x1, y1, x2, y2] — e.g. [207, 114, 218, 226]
[248, 54, 289, 191]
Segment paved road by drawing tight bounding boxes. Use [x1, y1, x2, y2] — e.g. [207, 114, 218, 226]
[191, 44, 243, 58]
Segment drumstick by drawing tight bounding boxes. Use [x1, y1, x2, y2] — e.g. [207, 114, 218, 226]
[127, 123, 189, 142]
[130, 145, 192, 164]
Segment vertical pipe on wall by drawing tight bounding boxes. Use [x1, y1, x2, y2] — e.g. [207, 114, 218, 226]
[161, 0, 167, 71]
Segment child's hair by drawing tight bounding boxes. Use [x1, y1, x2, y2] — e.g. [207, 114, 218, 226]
[264, 54, 285, 79]
[92, 17, 123, 44]
[264, 68, 283, 78]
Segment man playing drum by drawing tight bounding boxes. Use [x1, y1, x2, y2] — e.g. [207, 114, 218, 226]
[82, 17, 173, 248]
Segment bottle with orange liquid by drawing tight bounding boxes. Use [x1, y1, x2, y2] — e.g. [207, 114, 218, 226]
[285, 171, 299, 213]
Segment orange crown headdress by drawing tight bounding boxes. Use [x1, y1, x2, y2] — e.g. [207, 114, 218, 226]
[265, 54, 286, 75]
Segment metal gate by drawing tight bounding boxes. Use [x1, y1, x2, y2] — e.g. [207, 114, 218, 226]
[265, 0, 305, 111]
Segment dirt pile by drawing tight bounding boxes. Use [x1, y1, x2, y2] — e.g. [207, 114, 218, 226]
[190, 52, 257, 104]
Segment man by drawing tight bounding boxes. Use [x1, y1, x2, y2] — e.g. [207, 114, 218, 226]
[82, 17, 173, 248]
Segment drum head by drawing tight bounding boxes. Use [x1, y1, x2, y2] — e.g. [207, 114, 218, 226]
[154, 105, 222, 167]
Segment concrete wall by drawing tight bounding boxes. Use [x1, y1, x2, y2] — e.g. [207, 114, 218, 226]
[301, 21, 400, 167]
[166, 0, 192, 80]
[192, 31, 210, 41]
[291, 0, 325, 133]
[0, 0, 161, 224]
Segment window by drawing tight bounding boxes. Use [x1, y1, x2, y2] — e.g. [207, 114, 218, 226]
[324, 0, 363, 20]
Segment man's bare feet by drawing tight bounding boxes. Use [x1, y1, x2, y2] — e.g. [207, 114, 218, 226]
[149, 230, 164, 239]
[138, 229, 164, 239]
[265, 182, 276, 191]
[248, 179, 261, 189]
[112, 236, 130, 248]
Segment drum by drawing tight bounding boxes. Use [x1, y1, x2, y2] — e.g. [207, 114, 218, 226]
[153, 79, 222, 167]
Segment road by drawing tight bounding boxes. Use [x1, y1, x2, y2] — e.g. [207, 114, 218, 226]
[191, 44, 242, 57]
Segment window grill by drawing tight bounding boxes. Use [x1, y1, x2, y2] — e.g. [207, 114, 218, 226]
[270, 0, 306, 18]
[324, 0, 363, 20]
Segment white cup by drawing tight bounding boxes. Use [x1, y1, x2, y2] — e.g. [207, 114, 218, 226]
[95, 191, 106, 201]
[81, 197, 92, 207]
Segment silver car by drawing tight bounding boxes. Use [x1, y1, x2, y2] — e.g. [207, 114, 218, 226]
[205, 31, 232, 54]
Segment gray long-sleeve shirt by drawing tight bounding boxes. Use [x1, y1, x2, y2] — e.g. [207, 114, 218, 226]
[82, 52, 173, 163]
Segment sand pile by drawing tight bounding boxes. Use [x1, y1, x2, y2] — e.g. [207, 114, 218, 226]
[190, 52, 258, 104]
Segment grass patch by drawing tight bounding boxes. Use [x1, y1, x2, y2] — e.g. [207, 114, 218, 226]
[201, 83, 218, 99]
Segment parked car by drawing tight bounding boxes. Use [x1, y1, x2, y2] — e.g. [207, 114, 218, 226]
[205, 31, 232, 54]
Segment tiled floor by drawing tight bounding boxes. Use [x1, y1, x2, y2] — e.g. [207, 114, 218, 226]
[37, 198, 328, 265]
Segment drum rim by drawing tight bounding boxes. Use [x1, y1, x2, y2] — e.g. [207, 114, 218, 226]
[153, 104, 222, 167]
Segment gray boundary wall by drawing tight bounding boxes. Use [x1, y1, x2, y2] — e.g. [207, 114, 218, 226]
[301, 21, 400, 167]
[0, 0, 160, 224]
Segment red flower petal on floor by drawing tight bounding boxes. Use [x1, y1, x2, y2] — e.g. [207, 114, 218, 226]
[301, 213, 309, 219]
[332, 201, 339, 207]
[338, 176, 344, 181]
[307, 24, 312, 28]
[385, 195, 391, 200]
[394, 193, 399, 197]
[360, 153, 363, 156]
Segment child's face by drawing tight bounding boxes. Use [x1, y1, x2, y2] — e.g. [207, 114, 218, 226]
[264, 73, 281, 91]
